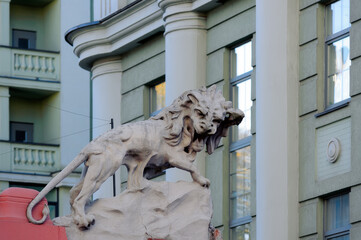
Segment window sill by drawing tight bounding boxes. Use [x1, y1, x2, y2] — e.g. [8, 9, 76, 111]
[229, 216, 252, 228]
[314, 98, 350, 118]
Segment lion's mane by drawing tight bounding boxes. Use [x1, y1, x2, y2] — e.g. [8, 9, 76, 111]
[151, 86, 244, 154]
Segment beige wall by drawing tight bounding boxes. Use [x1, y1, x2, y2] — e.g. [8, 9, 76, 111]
[9, 92, 60, 145]
[10, 0, 60, 51]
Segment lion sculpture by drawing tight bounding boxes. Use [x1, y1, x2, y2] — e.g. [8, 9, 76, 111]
[26, 85, 244, 229]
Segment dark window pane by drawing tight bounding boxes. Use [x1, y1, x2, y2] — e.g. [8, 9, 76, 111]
[18, 38, 29, 49]
[15, 130, 26, 142]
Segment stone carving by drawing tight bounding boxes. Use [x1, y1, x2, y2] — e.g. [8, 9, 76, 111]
[57, 181, 214, 240]
[27, 85, 244, 231]
[326, 137, 341, 163]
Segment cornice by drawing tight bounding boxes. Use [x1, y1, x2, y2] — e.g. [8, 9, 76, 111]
[65, 0, 163, 71]
[65, 0, 221, 71]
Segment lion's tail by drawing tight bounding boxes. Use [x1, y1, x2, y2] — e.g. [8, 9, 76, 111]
[26, 152, 88, 224]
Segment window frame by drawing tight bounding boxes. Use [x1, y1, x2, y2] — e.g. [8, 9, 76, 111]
[10, 121, 34, 143]
[229, 40, 253, 235]
[323, 192, 351, 240]
[324, 0, 351, 109]
[148, 79, 166, 117]
[12, 29, 36, 50]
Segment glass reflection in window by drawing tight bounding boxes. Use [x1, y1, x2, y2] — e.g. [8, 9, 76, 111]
[150, 81, 166, 113]
[231, 42, 252, 79]
[324, 193, 350, 240]
[327, 36, 350, 105]
[230, 147, 251, 220]
[230, 224, 251, 240]
[232, 79, 252, 141]
[325, 0, 350, 36]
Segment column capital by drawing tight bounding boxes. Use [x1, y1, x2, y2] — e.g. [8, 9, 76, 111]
[0, 0, 11, 3]
[157, 0, 194, 12]
[91, 56, 122, 80]
[157, 0, 206, 36]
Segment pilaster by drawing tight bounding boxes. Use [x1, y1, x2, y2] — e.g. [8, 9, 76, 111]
[0, 86, 10, 141]
[157, 0, 207, 183]
[0, 0, 10, 46]
[256, 0, 299, 239]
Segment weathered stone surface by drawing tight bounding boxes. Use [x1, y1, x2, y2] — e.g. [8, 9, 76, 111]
[55, 181, 212, 240]
[27, 86, 244, 230]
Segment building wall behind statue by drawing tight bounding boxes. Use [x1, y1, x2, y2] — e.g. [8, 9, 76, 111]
[115, 1, 256, 239]
[60, 0, 91, 169]
[299, 0, 361, 239]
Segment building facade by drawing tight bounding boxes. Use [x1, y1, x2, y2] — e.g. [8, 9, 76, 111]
[0, 0, 91, 218]
[9, 0, 357, 239]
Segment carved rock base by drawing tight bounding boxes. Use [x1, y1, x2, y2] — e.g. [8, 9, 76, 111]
[54, 181, 212, 240]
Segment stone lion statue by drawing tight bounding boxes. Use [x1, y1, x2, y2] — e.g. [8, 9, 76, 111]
[26, 85, 244, 229]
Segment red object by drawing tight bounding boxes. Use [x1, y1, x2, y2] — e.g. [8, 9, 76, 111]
[0, 187, 67, 240]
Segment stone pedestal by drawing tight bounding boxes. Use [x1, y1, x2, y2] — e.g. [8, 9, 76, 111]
[55, 181, 213, 240]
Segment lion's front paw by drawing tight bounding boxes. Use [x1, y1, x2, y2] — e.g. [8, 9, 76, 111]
[192, 173, 210, 188]
[199, 177, 210, 188]
[73, 214, 95, 229]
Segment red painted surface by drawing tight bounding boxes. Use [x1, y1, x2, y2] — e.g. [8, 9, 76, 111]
[0, 187, 67, 240]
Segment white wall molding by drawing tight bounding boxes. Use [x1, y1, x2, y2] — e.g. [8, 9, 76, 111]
[66, 0, 221, 71]
[67, 0, 163, 70]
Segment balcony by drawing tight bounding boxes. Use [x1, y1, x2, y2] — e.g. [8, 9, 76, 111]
[0, 141, 60, 174]
[0, 46, 60, 91]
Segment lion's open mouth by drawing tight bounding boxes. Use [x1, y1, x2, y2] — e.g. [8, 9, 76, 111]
[189, 132, 209, 153]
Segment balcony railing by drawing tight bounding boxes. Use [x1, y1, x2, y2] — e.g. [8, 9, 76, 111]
[0, 46, 60, 82]
[10, 142, 60, 173]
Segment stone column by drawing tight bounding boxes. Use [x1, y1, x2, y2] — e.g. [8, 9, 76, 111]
[256, 0, 299, 239]
[91, 56, 122, 199]
[0, 87, 9, 141]
[158, 0, 207, 183]
[0, 0, 10, 46]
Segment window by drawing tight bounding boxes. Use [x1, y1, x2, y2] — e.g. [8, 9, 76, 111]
[12, 30, 36, 49]
[229, 41, 253, 240]
[10, 122, 34, 143]
[149, 81, 165, 116]
[325, 0, 351, 107]
[324, 193, 350, 240]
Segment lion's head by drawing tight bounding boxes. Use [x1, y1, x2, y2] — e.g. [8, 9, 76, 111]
[152, 85, 244, 155]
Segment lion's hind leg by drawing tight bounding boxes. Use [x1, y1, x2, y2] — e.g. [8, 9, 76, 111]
[69, 166, 88, 208]
[71, 152, 123, 229]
